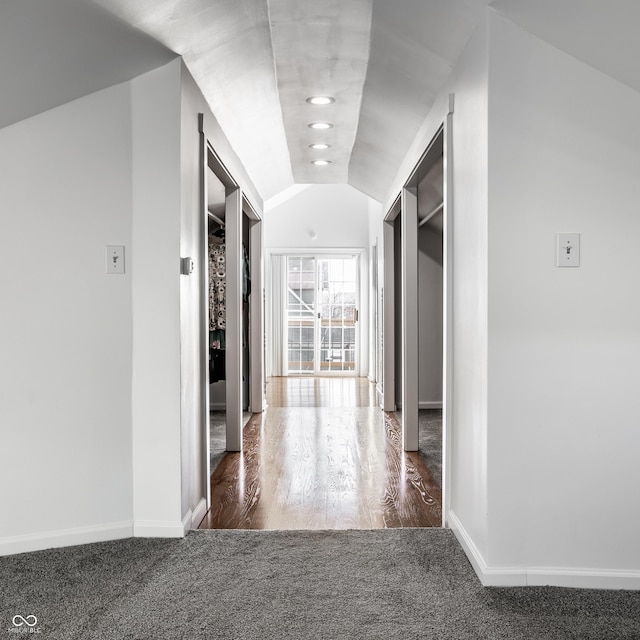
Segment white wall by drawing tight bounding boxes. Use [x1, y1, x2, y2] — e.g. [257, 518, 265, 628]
[265, 184, 372, 250]
[368, 198, 384, 382]
[381, 15, 491, 564]
[0, 54, 262, 553]
[265, 184, 373, 377]
[179, 64, 207, 528]
[418, 222, 443, 407]
[176, 61, 264, 526]
[486, 13, 640, 585]
[436, 19, 491, 560]
[443, 18, 491, 564]
[130, 61, 184, 537]
[0, 82, 135, 553]
[380, 9, 640, 588]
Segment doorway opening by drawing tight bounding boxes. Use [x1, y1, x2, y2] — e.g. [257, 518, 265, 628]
[380, 113, 452, 526]
[286, 255, 359, 375]
[268, 251, 364, 378]
[198, 117, 265, 523]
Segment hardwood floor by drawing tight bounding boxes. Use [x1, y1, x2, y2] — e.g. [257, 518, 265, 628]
[265, 375, 379, 408]
[198, 377, 442, 530]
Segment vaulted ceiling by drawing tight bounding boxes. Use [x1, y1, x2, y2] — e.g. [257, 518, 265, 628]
[2, 0, 640, 203]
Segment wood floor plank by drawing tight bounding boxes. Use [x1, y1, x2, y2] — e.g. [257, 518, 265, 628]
[198, 377, 442, 530]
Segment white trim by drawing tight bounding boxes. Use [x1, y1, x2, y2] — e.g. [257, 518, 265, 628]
[266, 253, 286, 377]
[133, 520, 186, 538]
[268, 247, 364, 256]
[181, 509, 192, 533]
[526, 567, 640, 590]
[250, 219, 266, 412]
[191, 498, 208, 529]
[449, 511, 527, 587]
[200, 118, 212, 513]
[419, 401, 443, 409]
[449, 510, 493, 583]
[449, 511, 640, 590]
[209, 401, 225, 410]
[225, 188, 243, 452]
[442, 108, 454, 530]
[401, 187, 419, 452]
[0, 521, 133, 557]
[381, 221, 395, 411]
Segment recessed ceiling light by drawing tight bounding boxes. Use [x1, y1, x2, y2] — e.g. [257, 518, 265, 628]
[308, 122, 333, 130]
[309, 143, 331, 150]
[311, 160, 332, 166]
[306, 96, 335, 105]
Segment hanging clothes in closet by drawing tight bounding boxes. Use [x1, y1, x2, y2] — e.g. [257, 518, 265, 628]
[209, 228, 226, 382]
[242, 242, 252, 348]
[242, 242, 251, 303]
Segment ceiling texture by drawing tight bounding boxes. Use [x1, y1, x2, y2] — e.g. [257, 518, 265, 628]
[2, 0, 640, 203]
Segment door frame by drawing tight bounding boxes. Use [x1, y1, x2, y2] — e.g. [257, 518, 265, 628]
[380, 95, 454, 526]
[199, 115, 265, 512]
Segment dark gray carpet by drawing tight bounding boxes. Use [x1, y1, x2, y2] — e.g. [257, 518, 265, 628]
[210, 410, 226, 472]
[419, 409, 442, 488]
[2, 530, 640, 639]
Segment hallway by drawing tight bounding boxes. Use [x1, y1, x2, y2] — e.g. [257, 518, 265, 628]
[199, 378, 442, 530]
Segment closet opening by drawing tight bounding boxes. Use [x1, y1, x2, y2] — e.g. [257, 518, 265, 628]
[380, 114, 452, 526]
[202, 135, 265, 491]
[206, 165, 228, 472]
[415, 132, 444, 492]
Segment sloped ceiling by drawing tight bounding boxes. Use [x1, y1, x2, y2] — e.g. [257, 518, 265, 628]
[90, 0, 295, 200]
[86, 0, 493, 201]
[0, 0, 175, 130]
[2, 0, 640, 204]
[350, 0, 490, 201]
[490, 0, 640, 95]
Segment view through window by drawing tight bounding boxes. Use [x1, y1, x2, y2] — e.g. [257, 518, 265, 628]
[287, 256, 358, 374]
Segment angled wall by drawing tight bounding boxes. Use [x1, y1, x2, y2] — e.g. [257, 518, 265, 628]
[485, 12, 640, 587]
[442, 17, 491, 566]
[387, 8, 640, 589]
[381, 14, 491, 566]
[178, 60, 263, 530]
[0, 82, 135, 553]
[130, 60, 184, 537]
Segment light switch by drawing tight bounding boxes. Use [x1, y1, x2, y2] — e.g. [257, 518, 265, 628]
[106, 245, 125, 274]
[556, 233, 580, 267]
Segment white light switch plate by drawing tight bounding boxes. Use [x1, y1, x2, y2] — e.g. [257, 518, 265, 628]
[106, 245, 125, 274]
[556, 233, 580, 267]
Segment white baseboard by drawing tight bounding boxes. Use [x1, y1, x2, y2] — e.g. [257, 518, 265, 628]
[449, 510, 525, 587]
[191, 498, 208, 529]
[133, 520, 186, 538]
[179, 498, 208, 534]
[419, 401, 443, 409]
[181, 509, 192, 533]
[526, 567, 640, 590]
[209, 402, 225, 410]
[449, 510, 640, 590]
[0, 521, 133, 557]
